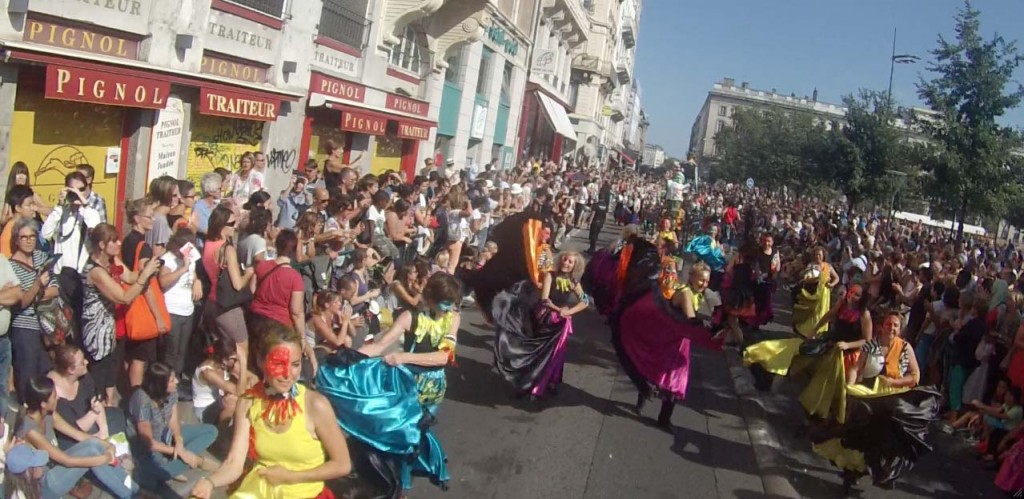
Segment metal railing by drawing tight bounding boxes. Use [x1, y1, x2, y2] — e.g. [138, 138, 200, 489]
[319, 0, 372, 49]
[223, 0, 286, 18]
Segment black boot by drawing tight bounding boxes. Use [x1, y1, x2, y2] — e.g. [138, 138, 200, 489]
[634, 390, 650, 414]
[657, 400, 674, 429]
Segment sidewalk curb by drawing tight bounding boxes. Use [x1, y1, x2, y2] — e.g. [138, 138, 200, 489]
[724, 349, 801, 498]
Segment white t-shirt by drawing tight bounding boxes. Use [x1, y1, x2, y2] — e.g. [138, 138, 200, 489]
[160, 252, 196, 316]
[921, 300, 946, 337]
[368, 205, 387, 238]
[192, 363, 228, 415]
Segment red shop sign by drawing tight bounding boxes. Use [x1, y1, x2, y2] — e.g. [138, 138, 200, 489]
[341, 111, 387, 135]
[200, 88, 279, 121]
[386, 93, 428, 117]
[396, 121, 430, 140]
[45, 65, 168, 109]
[311, 72, 366, 103]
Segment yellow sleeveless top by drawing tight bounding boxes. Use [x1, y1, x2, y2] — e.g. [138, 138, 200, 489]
[678, 284, 704, 313]
[235, 385, 325, 498]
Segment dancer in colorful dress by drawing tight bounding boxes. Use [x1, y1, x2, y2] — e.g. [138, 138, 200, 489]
[685, 225, 727, 291]
[190, 323, 351, 499]
[612, 237, 721, 428]
[810, 311, 935, 493]
[492, 252, 589, 403]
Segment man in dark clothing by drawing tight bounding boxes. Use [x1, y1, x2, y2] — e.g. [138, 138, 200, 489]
[587, 182, 613, 253]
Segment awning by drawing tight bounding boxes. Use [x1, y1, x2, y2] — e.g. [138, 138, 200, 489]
[619, 151, 636, 165]
[1, 41, 304, 101]
[535, 91, 577, 141]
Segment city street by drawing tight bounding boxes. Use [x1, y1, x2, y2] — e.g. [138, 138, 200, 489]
[372, 222, 766, 499]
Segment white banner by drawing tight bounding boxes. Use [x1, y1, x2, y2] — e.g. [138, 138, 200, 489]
[147, 95, 186, 184]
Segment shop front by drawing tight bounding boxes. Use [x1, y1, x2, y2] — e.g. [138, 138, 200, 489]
[519, 88, 576, 163]
[302, 72, 435, 180]
[2, 15, 299, 226]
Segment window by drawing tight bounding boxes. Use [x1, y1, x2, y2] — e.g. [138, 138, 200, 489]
[225, 0, 286, 18]
[716, 120, 725, 133]
[477, 47, 494, 96]
[318, 0, 371, 49]
[568, 81, 580, 111]
[500, 62, 513, 104]
[444, 49, 462, 84]
[390, 26, 424, 74]
[718, 105, 728, 116]
[762, 110, 771, 119]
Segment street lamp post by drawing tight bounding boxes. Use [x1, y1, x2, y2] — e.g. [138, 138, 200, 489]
[888, 28, 920, 107]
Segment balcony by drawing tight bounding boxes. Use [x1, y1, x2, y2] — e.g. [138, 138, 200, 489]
[223, 0, 286, 18]
[614, 57, 631, 85]
[319, 0, 373, 50]
[622, 15, 636, 48]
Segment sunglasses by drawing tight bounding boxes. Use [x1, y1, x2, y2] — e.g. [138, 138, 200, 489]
[226, 220, 237, 227]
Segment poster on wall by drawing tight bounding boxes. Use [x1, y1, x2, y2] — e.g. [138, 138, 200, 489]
[471, 104, 488, 139]
[146, 95, 185, 184]
[185, 115, 264, 187]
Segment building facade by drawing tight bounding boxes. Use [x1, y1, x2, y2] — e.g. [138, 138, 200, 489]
[688, 77, 846, 178]
[641, 143, 664, 168]
[517, 0, 589, 164]
[567, 0, 641, 168]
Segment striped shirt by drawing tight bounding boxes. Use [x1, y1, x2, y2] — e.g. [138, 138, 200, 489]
[861, 338, 912, 377]
[11, 250, 57, 330]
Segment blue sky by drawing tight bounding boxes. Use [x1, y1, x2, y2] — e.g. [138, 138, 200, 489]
[635, 0, 1024, 158]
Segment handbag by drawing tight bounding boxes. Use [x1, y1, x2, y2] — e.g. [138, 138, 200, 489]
[124, 242, 171, 342]
[216, 243, 252, 311]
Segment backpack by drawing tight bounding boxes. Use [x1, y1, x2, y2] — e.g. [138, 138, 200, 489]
[39, 216, 88, 347]
[295, 254, 333, 319]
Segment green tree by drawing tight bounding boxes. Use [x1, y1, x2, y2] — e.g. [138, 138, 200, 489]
[916, 0, 1024, 238]
[714, 107, 827, 193]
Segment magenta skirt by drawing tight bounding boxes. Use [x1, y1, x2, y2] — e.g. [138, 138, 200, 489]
[618, 292, 720, 399]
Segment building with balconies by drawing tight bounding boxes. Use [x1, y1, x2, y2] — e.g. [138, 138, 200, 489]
[517, 0, 590, 163]
[568, 0, 640, 168]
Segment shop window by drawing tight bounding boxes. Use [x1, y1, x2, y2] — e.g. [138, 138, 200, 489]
[500, 61, 513, 105]
[10, 81, 122, 222]
[390, 25, 426, 74]
[435, 135, 453, 164]
[307, 108, 349, 169]
[372, 135, 403, 175]
[225, 0, 286, 18]
[444, 48, 463, 84]
[476, 47, 494, 97]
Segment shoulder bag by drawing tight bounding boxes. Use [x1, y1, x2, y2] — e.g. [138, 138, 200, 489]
[216, 243, 252, 311]
[124, 242, 171, 341]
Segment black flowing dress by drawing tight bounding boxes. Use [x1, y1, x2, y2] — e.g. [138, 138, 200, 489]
[492, 278, 580, 394]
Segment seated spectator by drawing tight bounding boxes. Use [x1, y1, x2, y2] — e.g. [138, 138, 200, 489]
[128, 362, 218, 489]
[16, 376, 136, 498]
[48, 345, 126, 448]
[974, 386, 1023, 462]
[390, 263, 422, 315]
[306, 289, 359, 368]
[193, 337, 256, 426]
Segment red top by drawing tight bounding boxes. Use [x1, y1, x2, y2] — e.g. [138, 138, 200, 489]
[723, 207, 740, 225]
[250, 259, 304, 327]
[202, 240, 227, 302]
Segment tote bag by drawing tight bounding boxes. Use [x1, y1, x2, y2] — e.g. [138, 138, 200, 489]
[124, 242, 171, 341]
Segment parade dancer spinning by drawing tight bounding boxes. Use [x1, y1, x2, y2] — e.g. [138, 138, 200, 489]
[611, 238, 721, 428]
[492, 252, 589, 403]
[685, 225, 727, 291]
